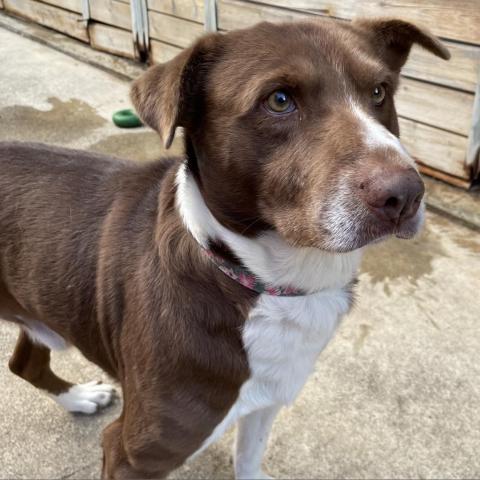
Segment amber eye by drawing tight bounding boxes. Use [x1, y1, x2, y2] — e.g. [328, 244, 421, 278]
[372, 84, 386, 106]
[265, 90, 295, 114]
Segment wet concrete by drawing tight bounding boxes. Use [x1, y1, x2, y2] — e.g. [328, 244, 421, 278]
[0, 26, 168, 160]
[361, 220, 448, 290]
[0, 98, 107, 144]
[1, 19, 480, 480]
[423, 175, 480, 230]
[90, 131, 183, 162]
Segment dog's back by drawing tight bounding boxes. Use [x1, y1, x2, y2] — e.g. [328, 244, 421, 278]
[0, 142, 123, 249]
[0, 145, 114, 296]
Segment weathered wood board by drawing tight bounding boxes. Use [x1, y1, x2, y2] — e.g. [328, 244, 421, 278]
[251, 0, 480, 45]
[396, 78, 474, 137]
[149, 10, 204, 48]
[90, 0, 132, 31]
[418, 164, 471, 189]
[40, 0, 82, 13]
[89, 22, 135, 59]
[217, 0, 306, 29]
[404, 42, 480, 94]
[399, 118, 469, 179]
[150, 39, 183, 64]
[3, 0, 88, 42]
[148, 0, 204, 23]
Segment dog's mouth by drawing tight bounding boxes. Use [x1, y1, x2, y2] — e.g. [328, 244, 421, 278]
[364, 201, 425, 245]
[322, 201, 425, 253]
[394, 201, 425, 239]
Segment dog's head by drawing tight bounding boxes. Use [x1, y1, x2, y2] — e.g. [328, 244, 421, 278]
[131, 18, 449, 252]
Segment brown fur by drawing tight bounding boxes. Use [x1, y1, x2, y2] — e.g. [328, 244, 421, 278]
[9, 331, 73, 394]
[0, 18, 448, 478]
[0, 143, 254, 477]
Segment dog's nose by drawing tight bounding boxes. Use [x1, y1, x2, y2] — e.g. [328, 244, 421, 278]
[361, 168, 425, 225]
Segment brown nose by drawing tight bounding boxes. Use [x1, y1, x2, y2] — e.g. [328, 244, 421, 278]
[361, 168, 425, 225]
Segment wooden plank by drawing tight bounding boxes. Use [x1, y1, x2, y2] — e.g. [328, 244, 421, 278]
[149, 10, 204, 48]
[150, 39, 183, 63]
[250, 0, 480, 44]
[399, 117, 468, 179]
[40, 0, 82, 13]
[217, 0, 307, 30]
[418, 164, 471, 189]
[148, 0, 204, 23]
[3, 0, 88, 41]
[88, 22, 135, 59]
[396, 78, 474, 137]
[90, 0, 131, 30]
[340, 1, 480, 45]
[240, 0, 346, 15]
[404, 42, 480, 94]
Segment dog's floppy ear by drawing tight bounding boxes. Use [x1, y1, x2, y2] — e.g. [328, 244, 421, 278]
[352, 18, 450, 71]
[130, 33, 221, 148]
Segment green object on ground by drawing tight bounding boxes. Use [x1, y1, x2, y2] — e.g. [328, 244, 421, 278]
[112, 109, 142, 128]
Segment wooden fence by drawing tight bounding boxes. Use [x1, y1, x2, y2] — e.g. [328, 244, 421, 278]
[1, 0, 479, 188]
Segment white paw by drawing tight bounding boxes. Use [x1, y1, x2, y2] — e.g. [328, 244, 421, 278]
[53, 381, 115, 414]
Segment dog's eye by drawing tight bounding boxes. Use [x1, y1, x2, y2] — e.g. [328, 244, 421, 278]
[372, 85, 386, 106]
[265, 91, 295, 114]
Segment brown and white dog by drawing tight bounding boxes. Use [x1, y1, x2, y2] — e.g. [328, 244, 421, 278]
[0, 17, 448, 479]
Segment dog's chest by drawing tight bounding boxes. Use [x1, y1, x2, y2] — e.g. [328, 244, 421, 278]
[193, 286, 354, 457]
[237, 286, 353, 412]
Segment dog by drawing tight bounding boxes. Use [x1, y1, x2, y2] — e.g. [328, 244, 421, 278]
[0, 17, 449, 479]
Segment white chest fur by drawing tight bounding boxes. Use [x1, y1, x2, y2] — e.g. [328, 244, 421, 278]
[195, 285, 353, 456]
[240, 288, 352, 410]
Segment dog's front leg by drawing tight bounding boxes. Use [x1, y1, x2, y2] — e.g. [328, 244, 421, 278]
[234, 406, 280, 480]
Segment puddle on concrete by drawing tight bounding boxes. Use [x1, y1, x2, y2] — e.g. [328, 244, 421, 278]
[0, 98, 107, 143]
[360, 221, 447, 288]
[428, 213, 480, 255]
[89, 131, 184, 162]
[361, 210, 480, 293]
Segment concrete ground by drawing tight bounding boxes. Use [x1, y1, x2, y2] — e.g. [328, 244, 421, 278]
[1, 15, 480, 479]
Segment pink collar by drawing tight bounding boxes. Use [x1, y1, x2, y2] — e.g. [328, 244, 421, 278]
[202, 246, 305, 297]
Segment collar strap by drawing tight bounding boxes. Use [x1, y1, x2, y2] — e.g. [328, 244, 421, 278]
[201, 244, 306, 297]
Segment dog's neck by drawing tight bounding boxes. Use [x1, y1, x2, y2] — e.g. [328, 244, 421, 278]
[175, 162, 362, 294]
